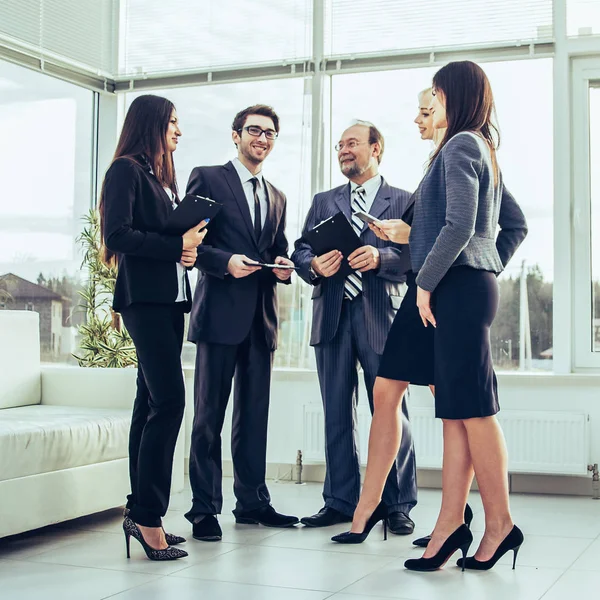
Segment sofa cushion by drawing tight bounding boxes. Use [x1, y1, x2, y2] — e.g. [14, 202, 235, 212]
[0, 405, 131, 482]
[0, 311, 41, 409]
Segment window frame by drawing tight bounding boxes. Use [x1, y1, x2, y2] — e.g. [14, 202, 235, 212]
[571, 57, 600, 369]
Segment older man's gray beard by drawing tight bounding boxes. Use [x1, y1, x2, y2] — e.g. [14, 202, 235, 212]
[340, 160, 366, 178]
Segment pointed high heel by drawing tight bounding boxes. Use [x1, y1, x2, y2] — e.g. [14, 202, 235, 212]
[124, 508, 185, 545]
[331, 502, 388, 544]
[456, 525, 524, 571]
[412, 503, 474, 548]
[404, 524, 473, 572]
[123, 517, 188, 561]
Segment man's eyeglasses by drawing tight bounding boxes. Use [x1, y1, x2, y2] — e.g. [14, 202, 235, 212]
[239, 125, 278, 140]
[334, 140, 369, 152]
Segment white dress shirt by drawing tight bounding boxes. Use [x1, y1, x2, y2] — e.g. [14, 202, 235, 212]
[349, 173, 382, 212]
[164, 187, 187, 303]
[232, 157, 268, 229]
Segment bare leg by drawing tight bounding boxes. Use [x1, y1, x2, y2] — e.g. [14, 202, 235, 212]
[351, 377, 409, 533]
[423, 419, 474, 557]
[463, 416, 513, 560]
[137, 525, 168, 550]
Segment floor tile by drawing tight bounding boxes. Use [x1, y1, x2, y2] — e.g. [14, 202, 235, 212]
[341, 558, 564, 600]
[0, 526, 91, 560]
[329, 595, 414, 600]
[464, 531, 593, 570]
[258, 523, 415, 558]
[171, 544, 394, 593]
[540, 570, 600, 600]
[0, 560, 159, 600]
[0, 477, 595, 599]
[27, 530, 240, 576]
[107, 576, 331, 599]
[569, 537, 600, 570]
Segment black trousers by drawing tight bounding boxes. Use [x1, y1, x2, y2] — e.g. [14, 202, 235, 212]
[121, 302, 186, 527]
[186, 302, 273, 521]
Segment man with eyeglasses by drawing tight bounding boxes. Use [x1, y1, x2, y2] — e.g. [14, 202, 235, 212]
[185, 105, 298, 542]
[291, 120, 418, 534]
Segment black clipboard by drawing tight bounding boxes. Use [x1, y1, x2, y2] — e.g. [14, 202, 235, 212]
[165, 194, 222, 235]
[304, 211, 361, 279]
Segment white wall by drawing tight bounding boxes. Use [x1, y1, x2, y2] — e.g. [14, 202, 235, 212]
[183, 368, 600, 469]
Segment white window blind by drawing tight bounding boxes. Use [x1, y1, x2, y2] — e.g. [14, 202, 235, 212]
[324, 0, 553, 57]
[0, 0, 117, 74]
[568, 1, 600, 35]
[120, 0, 313, 77]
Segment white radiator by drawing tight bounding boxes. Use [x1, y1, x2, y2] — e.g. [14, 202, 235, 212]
[302, 405, 590, 476]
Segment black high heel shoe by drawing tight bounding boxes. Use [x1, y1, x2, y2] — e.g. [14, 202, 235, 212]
[456, 525, 524, 571]
[123, 517, 188, 561]
[404, 524, 473, 572]
[331, 502, 388, 544]
[124, 508, 186, 545]
[412, 503, 474, 548]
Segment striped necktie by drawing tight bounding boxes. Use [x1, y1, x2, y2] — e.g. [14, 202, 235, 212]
[344, 186, 367, 300]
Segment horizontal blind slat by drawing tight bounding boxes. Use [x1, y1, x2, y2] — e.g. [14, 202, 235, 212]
[120, 0, 313, 76]
[325, 0, 553, 56]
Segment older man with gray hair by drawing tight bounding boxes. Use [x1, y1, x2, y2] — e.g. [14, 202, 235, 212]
[291, 120, 418, 534]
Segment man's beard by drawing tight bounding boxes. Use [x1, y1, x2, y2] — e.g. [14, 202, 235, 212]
[341, 160, 363, 178]
[242, 143, 265, 166]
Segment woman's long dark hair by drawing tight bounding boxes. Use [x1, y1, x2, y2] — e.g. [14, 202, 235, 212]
[429, 61, 500, 183]
[99, 94, 178, 265]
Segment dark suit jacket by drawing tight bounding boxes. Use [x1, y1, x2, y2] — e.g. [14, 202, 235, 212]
[292, 178, 413, 354]
[102, 156, 190, 312]
[186, 161, 290, 350]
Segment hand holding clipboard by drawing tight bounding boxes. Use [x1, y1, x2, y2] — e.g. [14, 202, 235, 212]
[304, 212, 361, 279]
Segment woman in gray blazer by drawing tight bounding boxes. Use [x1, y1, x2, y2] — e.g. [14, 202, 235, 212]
[332, 61, 528, 573]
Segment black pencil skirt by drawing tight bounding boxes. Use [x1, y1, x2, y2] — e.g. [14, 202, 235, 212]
[378, 266, 500, 420]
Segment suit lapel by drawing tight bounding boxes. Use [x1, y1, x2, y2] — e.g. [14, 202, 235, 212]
[334, 183, 352, 220]
[223, 161, 258, 247]
[365, 178, 391, 231]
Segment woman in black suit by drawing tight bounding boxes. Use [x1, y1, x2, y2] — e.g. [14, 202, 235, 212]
[100, 94, 206, 561]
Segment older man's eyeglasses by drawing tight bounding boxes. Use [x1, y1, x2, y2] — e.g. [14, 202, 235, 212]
[335, 140, 369, 152]
[239, 125, 278, 140]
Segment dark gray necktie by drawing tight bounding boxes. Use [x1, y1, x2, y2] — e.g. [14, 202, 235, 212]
[251, 177, 262, 239]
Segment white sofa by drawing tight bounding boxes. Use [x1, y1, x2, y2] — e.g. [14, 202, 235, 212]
[0, 310, 184, 538]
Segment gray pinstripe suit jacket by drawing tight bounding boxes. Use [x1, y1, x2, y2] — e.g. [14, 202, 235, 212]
[292, 178, 413, 354]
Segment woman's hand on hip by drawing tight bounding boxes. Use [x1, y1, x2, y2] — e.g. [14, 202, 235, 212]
[182, 220, 209, 250]
[416, 286, 436, 328]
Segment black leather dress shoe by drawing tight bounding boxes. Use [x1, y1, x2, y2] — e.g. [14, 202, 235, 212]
[301, 507, 353, 528]
[387, 511, 415, 535]
[235, 505, 299, 528]
[192, 515, 222, 542]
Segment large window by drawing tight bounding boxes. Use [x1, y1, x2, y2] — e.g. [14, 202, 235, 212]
[124, 78, 312, 368]
[120, 0, 313, 76]
[330, 59, 554, 371]
[0, 59, 95, 362]
[325, 0, 553, 57]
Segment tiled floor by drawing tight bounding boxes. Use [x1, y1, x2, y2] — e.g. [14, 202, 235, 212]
[1, 478, 600, 599]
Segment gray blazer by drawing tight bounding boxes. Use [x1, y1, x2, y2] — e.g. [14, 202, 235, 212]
[410, 131, 528, 292]
[292, 178, 413, 354]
